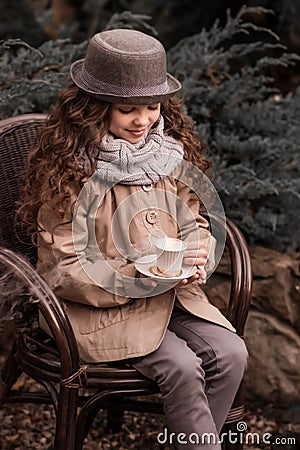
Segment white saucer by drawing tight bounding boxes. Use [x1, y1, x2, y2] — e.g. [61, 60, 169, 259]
[135, 255, 197, 283]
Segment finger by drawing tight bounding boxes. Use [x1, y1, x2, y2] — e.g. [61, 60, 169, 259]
[200, 268, 207, 278]
[185, 241, 206, 250]
[183, 257, 207, 266]
[138, 274, 157, 287]
[176, 272, 199, 287]
[183, 250, 208, 263]
[188, 273, 200, 283]
[197, 268, 207, 284]
[176, 278, 188, 287]
[184, 248, 208, 257]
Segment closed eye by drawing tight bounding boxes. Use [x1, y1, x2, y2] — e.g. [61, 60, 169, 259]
[118, 108, 134, 114]
[148, 105, 160, 111]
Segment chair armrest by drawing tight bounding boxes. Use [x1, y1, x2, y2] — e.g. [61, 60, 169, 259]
[224, 217, 252, 336]
[0, 246, 80, 379]
[204, 214, 252, 337]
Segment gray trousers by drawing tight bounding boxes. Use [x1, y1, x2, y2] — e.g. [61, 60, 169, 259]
[131, 307, 248, 449]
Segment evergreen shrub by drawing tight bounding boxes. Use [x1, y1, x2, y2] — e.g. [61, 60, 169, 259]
[0, 7, 299, 251]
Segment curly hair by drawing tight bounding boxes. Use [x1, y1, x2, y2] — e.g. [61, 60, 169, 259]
[17, 84, 211, 237]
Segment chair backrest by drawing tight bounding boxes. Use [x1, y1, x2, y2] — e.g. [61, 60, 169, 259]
[0, 114, 81, 369]
[0, 114, 47, 262]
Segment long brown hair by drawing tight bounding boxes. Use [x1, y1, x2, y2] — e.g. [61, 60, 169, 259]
[17, 84, 210, 236]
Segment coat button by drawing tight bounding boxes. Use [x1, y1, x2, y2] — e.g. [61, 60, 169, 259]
[146, 210, 158, 224]
[142, 184, 153, 192]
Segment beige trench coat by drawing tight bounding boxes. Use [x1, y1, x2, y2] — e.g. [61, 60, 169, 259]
[37, 168, 234, 362]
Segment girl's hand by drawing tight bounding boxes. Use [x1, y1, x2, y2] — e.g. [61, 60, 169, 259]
[182, 241, 208, 267]
[137, 240, 208, 289]
[138, 273, 157, 288]
[176, 241, 208, 287]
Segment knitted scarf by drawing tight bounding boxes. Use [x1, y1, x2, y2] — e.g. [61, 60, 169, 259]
[96, 116, 184, 185]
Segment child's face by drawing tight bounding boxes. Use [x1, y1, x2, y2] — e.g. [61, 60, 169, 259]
[109, 103, 161, 143]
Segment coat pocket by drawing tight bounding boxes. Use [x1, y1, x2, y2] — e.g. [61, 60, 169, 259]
[78, 301, 137, 335]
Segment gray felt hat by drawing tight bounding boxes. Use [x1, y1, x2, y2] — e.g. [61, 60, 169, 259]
[70, 29, 182, 104]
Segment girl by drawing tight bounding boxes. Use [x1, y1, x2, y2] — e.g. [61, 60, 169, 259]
[18, 29, 248, 449]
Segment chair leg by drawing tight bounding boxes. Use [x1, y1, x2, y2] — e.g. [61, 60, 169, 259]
[222, 383, 245, 450]
[107, 408, 124, 433]
[75, 392, 112, 450]
[221, 423, 243, 450]
[53, 386, 79, 450]
[75, 390, 131, 450]
[0, 343, 22, 404]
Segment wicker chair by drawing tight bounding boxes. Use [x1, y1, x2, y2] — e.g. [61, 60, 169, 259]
[0, 114, 252, 450]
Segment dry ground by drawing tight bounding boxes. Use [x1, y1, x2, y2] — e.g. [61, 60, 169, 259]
[0, 373, 299, 450]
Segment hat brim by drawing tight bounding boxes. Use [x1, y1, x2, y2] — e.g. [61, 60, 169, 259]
[70, 59, 182, 105]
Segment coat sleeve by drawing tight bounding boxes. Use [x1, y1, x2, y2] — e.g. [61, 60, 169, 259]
[176, 179, 217, 273]
[37, 184, 154, 308]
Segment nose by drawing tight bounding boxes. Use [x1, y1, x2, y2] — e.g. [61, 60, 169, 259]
[132, 111, 149, 127]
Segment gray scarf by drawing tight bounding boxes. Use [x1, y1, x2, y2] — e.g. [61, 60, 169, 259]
[96, 116, 184, 185]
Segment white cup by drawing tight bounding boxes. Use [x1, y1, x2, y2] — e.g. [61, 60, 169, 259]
[154, 237, 187, 277]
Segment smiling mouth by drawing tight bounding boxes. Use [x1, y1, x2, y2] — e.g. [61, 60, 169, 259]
[126, 129, 146, 135]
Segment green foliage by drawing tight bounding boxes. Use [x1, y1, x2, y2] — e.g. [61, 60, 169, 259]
[105, 11, 158, 36]
[0, 38, 87, 116]
[0, 6, 299, 251]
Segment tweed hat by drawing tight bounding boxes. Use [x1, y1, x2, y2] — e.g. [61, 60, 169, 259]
[70, 29, 181, 104]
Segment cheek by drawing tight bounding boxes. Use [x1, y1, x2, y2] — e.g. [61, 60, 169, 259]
[153, 111, 161, 123]
[109, 114, 124, 131]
